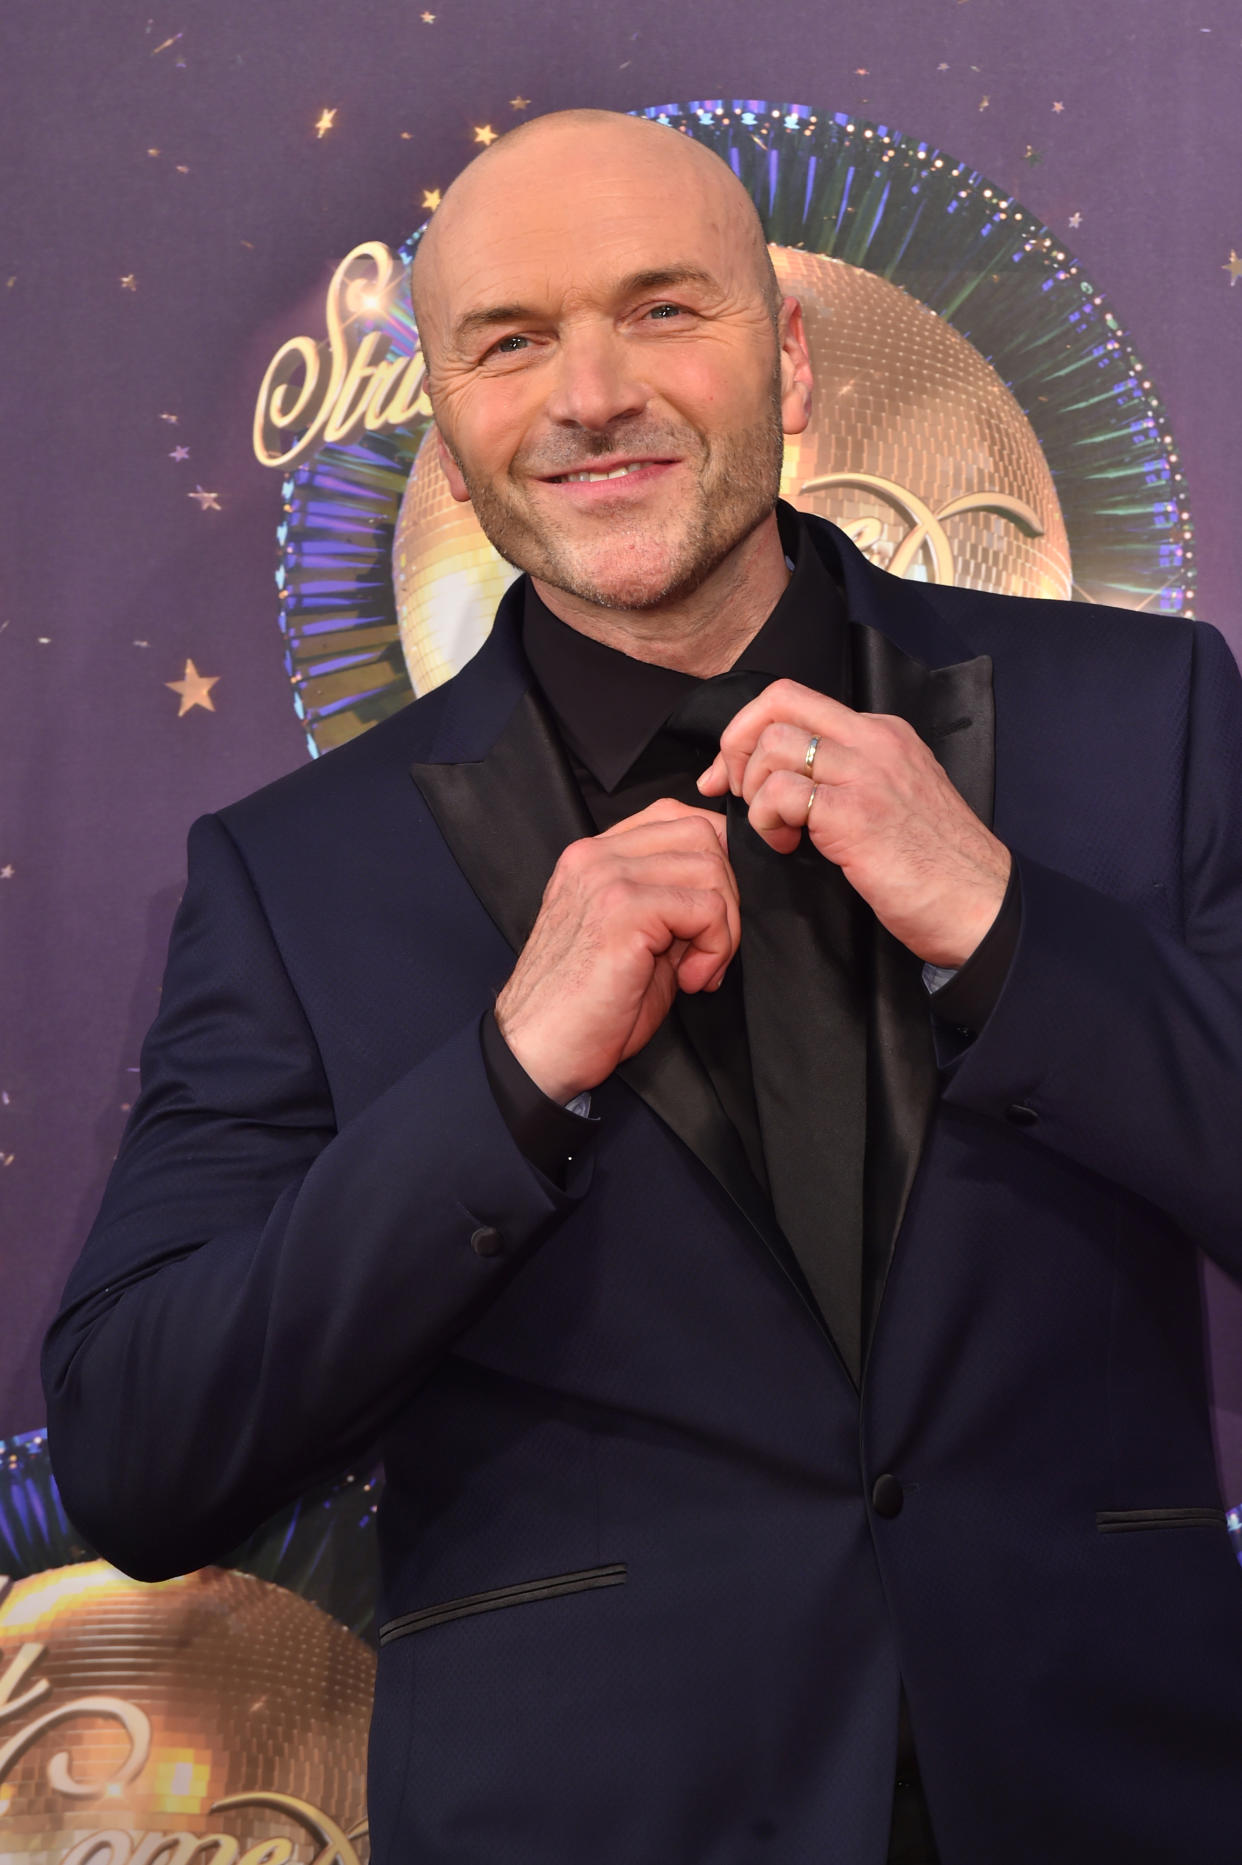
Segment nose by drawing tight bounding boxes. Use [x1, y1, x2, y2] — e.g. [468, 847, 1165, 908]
[542, 321, 648, 432]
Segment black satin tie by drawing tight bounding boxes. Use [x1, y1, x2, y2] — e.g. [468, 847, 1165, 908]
[663, 671, 870, 1384]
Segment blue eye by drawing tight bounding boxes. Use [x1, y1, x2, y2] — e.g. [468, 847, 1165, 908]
[648, 303, 682, 319]
[490, 333, 528, 355]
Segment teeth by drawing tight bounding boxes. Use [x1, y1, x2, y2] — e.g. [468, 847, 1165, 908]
[560, 463, 647, 483]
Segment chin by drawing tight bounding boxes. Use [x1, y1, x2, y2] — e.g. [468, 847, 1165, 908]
[544, 533, 713, 613]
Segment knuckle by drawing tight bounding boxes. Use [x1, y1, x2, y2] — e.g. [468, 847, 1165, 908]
[557, 836, 596, 875]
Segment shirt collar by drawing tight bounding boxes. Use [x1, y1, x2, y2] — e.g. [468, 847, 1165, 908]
[522, 503, 848, 794]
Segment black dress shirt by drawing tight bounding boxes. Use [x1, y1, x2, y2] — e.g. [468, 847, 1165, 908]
[480, 504, 1020, 1183]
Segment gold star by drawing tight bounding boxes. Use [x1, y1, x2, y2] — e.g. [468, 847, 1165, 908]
[510, 96, 530, 110]
[0, 866, 13, 880]
[978, 95, 990, 111]
[421, 188, 442, 211]
[1052, 100, 1065, 112]
[188, 485, 222, 511]
[159, 411, 179, 423]
[166, 659, 219, 716]
[1224, 251, 1242, 286]
[473, 123, 498, 147]
[314, 107, 337, 139]
[120, 274, 137, 290]
[148, 146, 161, 156]
[937, 62, 950, 71]
[421, 9, 435, 19]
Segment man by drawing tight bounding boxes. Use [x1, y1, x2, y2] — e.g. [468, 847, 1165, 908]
[43, 110, 1242, 1863]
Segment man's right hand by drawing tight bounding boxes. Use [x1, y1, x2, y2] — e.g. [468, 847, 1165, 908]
[494, 799, 740, 1104]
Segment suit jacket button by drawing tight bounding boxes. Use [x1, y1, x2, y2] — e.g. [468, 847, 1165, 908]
[470, 1225, 503, 1257]
[871, 1473, 904, 1519]
[1005, 1102, 1039, 1126]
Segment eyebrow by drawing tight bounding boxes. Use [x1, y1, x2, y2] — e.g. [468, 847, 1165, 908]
[450, 265, 722, 348]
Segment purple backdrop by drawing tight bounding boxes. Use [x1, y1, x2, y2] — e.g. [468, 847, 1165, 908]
[4, 0, 1241, 1484]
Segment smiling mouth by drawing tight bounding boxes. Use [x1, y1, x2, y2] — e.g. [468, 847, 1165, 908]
[543, 459, 673, 485]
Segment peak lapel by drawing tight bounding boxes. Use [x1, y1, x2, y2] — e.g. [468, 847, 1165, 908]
[812, 523, 997, 1336]
[408, 594, 802, 1304]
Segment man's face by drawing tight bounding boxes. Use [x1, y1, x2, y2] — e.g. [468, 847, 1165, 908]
[420, 128, 809, 612]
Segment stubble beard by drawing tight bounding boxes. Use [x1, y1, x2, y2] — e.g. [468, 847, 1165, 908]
[448, 379, 787, 614]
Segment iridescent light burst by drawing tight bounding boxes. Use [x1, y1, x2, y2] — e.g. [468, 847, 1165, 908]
[273, 101, 1195, 759]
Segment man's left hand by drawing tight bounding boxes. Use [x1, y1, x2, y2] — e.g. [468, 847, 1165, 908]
[697, 678, 1011, 969]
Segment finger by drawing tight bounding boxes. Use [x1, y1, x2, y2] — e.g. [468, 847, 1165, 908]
[714, 681, 860, 796]
[747, 768, 819, 854]
[617, 849, 742, 955]
[636, 885, 739, 994]
[696, 751, 729, 796]
[736, 721, 854, 807]
[598, 799, 729, 856]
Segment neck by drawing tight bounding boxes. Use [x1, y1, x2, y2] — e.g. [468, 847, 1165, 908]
[529, 510, 790, 677]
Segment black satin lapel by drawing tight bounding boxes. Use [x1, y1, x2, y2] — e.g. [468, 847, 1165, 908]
[616, 1023, 799, 1267]
[411, 691, 801, 1299]
[850, 624, 997, 1339]
[411, 688, 591, 958]
[851, 622, 996, 827]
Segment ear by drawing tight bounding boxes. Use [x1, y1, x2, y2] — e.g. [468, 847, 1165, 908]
[435, 425, 472, 504]
[776, 295, 813, 438]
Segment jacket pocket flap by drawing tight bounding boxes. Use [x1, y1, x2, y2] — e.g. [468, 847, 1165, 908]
[1096, 1507, 1225, 1533]
[379, 1562, 627, 1643]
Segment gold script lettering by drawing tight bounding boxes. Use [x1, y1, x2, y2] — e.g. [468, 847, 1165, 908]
[253, 242, 431, 469]
[59, 1831, 135, 1865]
[0, 1639, 150, 1799]
[214, 1791, 363, 1865]
[131, 1836, 240, 1865]
[799, 471, 1045, 583]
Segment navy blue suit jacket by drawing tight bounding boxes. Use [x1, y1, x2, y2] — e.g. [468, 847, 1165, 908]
[44, 520, 1242, 1862]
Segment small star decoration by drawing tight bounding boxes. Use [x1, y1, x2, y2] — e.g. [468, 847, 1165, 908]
[473, 124, 498, 147]
[166, 659, 219, 716]
[120, 274, 137, 291]
[1052, 101, 1065, 113]
[421, 188, 442, 211]
[1069, 212, 1083, 229]
[978, 95, 990, 111]
[188, 485, 221, 511]
[0, 866, 13, 880]
[170, 445, 190, 461]
[510, 96, 530, 110]
[159, 411, 179, 423]
[421, 9, 435, 20]
[1224, 251, 1242, 286]
[314, 108, 337, 139]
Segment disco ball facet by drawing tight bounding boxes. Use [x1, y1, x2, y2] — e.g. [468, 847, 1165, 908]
[0, 1562, 374, 1865]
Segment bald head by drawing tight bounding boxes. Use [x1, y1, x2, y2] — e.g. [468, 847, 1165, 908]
[404, 105, 813, 639]
[410, 109, 780, 367]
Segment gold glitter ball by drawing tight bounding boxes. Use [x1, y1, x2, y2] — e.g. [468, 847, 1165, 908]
[0, 1562, 375, 1865]
[393, 247, 1071, 695]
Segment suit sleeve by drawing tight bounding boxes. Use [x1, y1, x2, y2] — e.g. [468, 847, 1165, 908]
[938, 620, 1242, 1271]
[41, 811, 591, 1582]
